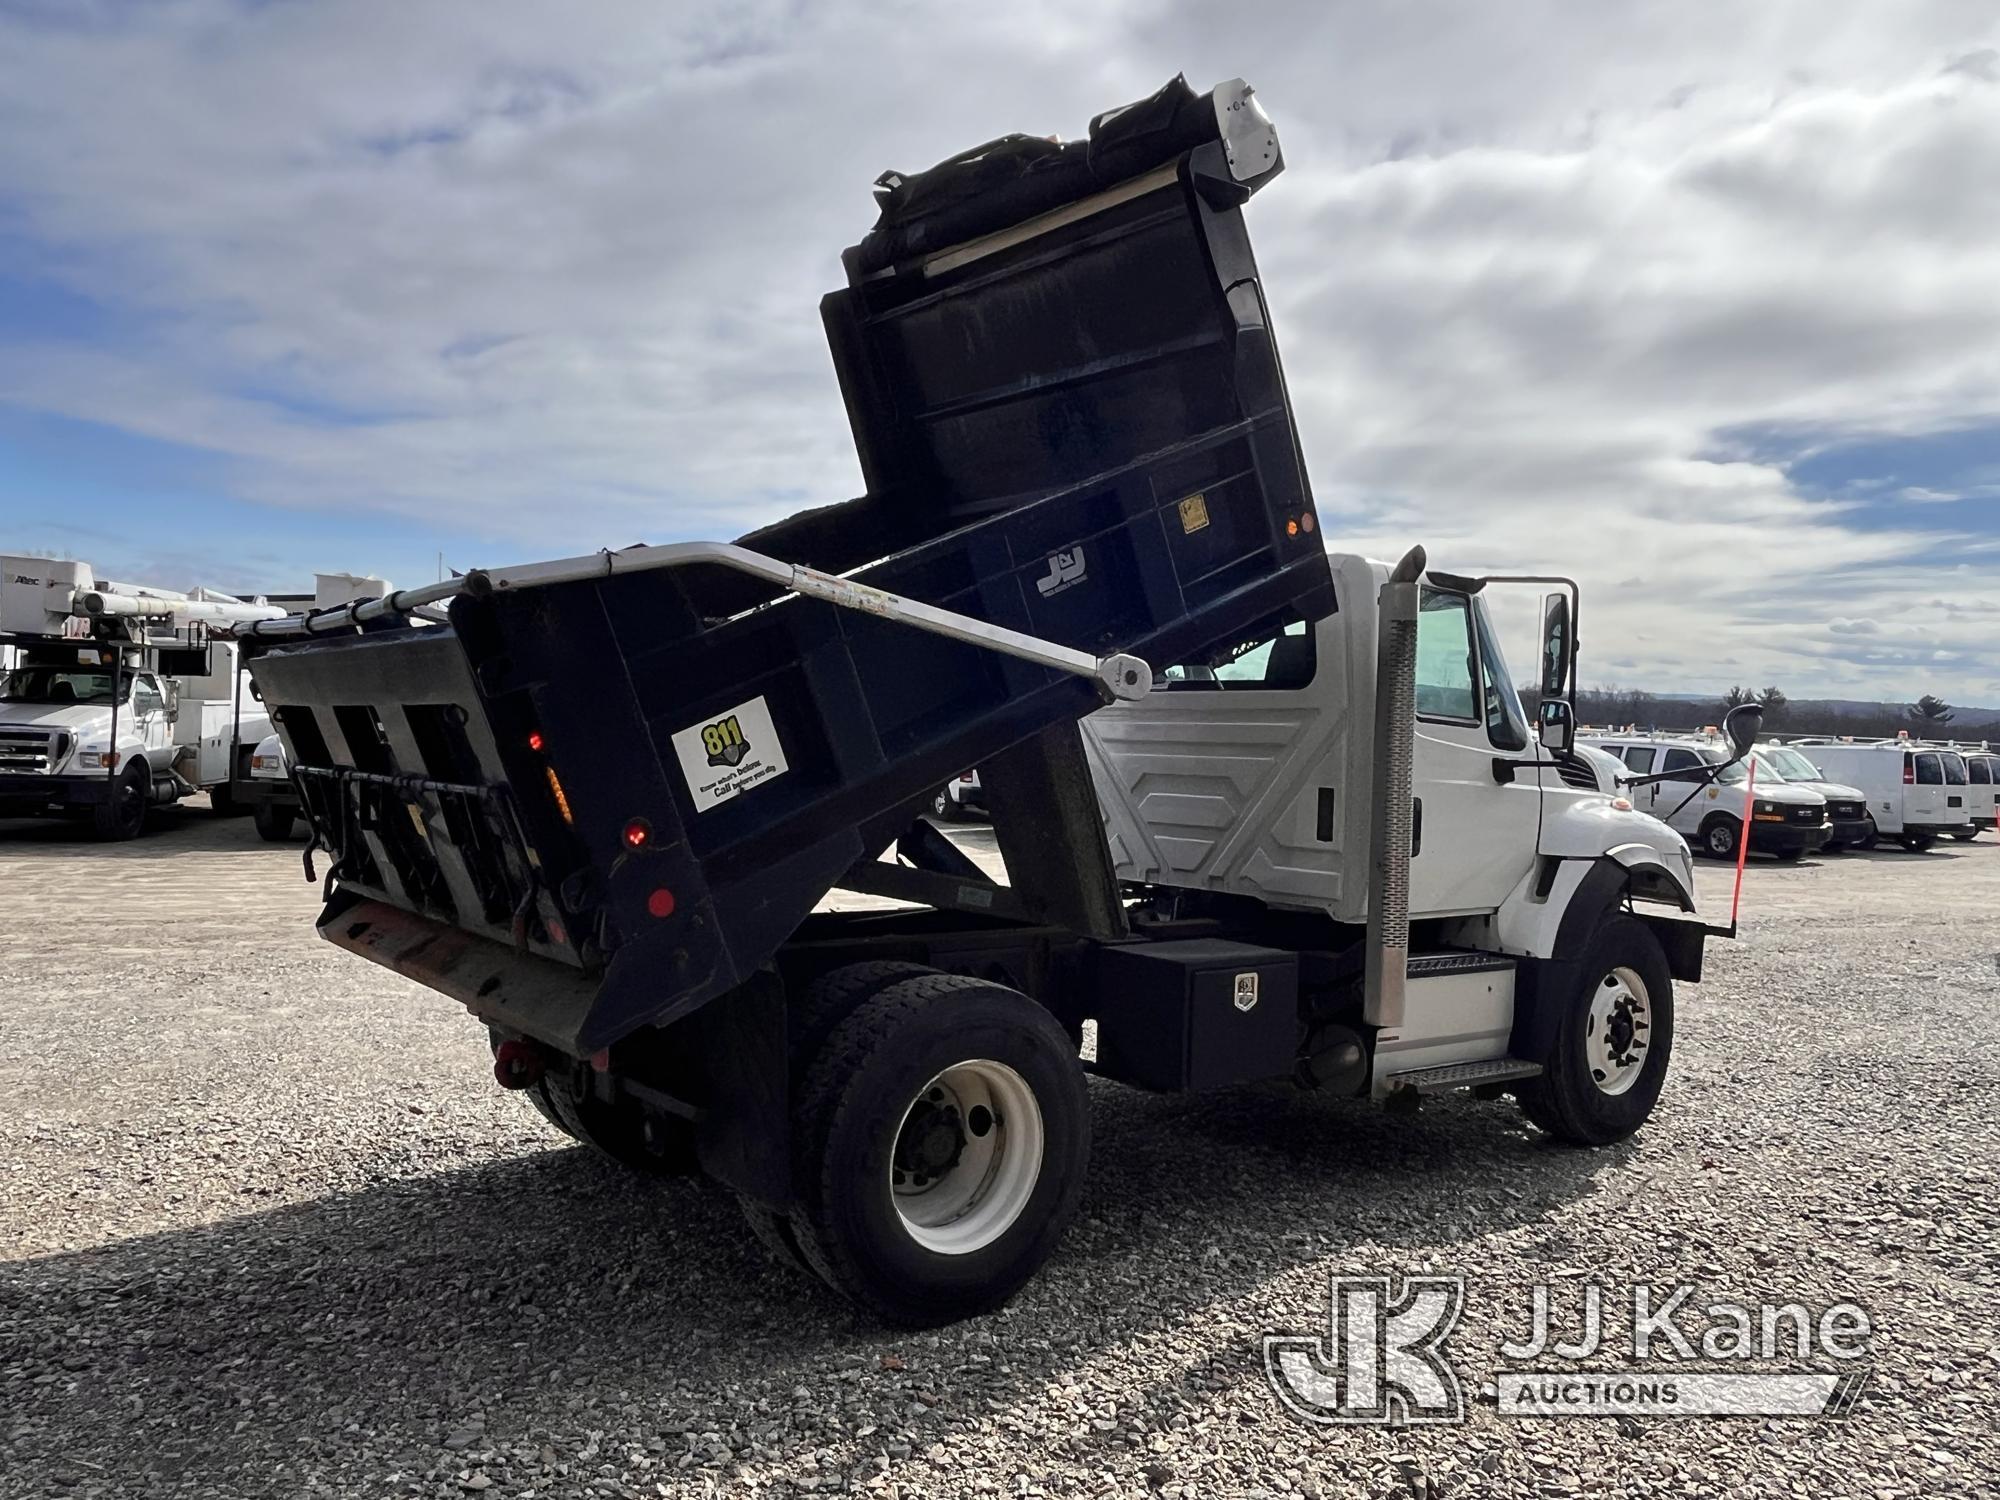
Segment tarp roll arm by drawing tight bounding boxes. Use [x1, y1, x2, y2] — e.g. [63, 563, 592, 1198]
[232, 540, 1156, 703]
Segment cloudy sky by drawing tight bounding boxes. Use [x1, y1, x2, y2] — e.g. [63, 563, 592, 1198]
[3, 0, 1998, 704]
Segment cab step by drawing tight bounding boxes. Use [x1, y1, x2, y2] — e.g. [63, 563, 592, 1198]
[1386, 1056, 1543, 1094]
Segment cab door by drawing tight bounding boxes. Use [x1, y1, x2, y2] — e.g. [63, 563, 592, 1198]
[1407, 588, 1543, 916]
[130, 674, 170, 767]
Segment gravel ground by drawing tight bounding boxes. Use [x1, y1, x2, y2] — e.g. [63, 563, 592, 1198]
[2, 806, 1997, 1499]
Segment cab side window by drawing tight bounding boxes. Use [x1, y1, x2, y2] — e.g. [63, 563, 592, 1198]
[1622, 746, 1657, 774]
[1414, 591, 1477, 721]
[132, 677, 164, 717]
[1661, 748, 1706, 781]
[1158, 619, 1315, 691]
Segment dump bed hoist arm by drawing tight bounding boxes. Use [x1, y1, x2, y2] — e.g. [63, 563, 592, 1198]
[234, 540, 1154, 704]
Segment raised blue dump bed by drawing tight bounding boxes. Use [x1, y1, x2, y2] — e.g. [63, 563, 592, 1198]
[247, 78, 1337, 1054]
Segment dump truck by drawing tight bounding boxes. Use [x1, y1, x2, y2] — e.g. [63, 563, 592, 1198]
[236, 77, 1744, 1325]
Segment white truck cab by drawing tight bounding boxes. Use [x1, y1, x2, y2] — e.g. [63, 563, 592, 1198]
[1788, 739, 1975, 851]
[1580, 731, 1829, 861]
[1085, 551, 1711, 1100]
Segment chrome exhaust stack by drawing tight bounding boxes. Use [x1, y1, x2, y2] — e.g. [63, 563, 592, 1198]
[1364, 546, 1426, 1030]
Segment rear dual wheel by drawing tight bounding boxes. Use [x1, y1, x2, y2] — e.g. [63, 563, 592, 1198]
[487, 1028, 696, 1176]
[755, 968, 1089, 1325]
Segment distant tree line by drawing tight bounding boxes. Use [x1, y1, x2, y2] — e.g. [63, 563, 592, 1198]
[1538, 684, 1995, 744]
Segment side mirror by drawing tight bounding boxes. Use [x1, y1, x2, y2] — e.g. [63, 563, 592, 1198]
[1539, 593, 1573, 700]
[1538, 698, 1574, 756]
[1723, 702, 1763, 761]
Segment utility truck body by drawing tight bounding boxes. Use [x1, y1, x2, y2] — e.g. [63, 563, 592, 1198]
[238, 79, 1735, 1324]
[0, 557, 280, 838]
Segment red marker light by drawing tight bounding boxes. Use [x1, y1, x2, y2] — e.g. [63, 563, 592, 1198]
[528, 730, 544, 752]
[623, 818, 651, 849]
[647, 887, 676, 919]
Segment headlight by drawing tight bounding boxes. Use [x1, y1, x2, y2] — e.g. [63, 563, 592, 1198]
[77, 749, 120, 769]
[251, 754, 276, 772]
[1752, 799, 1786, 822]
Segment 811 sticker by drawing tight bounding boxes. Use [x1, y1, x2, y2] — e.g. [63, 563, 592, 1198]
[671, 694, 790, 812]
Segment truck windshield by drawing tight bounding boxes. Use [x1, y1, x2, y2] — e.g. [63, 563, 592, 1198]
[1700, 749, 1750, 785]
[0, 667, 125, 705]
[1757, 747, 1825, 782]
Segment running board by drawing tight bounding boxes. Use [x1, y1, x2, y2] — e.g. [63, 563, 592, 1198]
[1385, 1056, 1543, 1094]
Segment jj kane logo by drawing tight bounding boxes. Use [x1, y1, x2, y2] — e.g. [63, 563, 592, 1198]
[1266, 1275, 1873, 1426]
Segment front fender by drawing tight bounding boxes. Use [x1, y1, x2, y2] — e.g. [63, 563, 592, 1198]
[1604, 842, 1697, 913]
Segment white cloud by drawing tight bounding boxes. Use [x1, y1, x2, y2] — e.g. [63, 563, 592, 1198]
[2, 1, 2000, 703]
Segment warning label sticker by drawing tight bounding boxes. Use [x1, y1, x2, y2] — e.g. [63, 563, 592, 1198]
[671, 694, 790, 812]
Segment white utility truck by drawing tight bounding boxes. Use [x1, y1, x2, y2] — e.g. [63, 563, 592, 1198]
[234, 78, 1751, 1324]
[0, 556, 281, 839]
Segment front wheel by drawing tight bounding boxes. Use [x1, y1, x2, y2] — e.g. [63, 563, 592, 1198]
[787, 974, 1090, 1325]
[1859, 815, 1880, 851]
[91, 763, 150, 842]
[1699, 815, 1741, 860]
[1776, 847, 1805, 863]
[1517, 916, 1674, 1146]
[930, 787, 963, 823]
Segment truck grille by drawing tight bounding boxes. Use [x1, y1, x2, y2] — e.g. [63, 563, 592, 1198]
[1789, 804, 1823, 824]
[1827, 800, 1864, 822]
[0, 729, 66, 774]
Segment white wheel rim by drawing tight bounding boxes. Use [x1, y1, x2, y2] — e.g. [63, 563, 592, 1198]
[890, 1059, 1043, 1256]
[1583, 966, 1651, 1097]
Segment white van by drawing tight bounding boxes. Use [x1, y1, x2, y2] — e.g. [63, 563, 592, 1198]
[1749, 744, 1871, 851]
[1581, 732, 1830, 860]
[1788, 740, 1974, 851]
[1960, 748, 1999, 839]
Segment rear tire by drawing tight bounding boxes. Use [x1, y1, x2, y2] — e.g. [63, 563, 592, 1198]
[1950, 829, 1978, 843]
[486, 1029, 695, 1176]
[789, 960, 936, 1079]
[252, 802, 296, 842]
[1698, 815, 1740, 861]
[1517, 916, 1674, 1146]
[787, 973, 1090, 1324]
[1901, 834, 1936, 853]
[91, 763, 150, 842]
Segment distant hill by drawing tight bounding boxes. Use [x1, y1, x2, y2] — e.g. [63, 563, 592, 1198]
[1569, 689, 2000, 743]
[1648, 691, 2000, 721]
